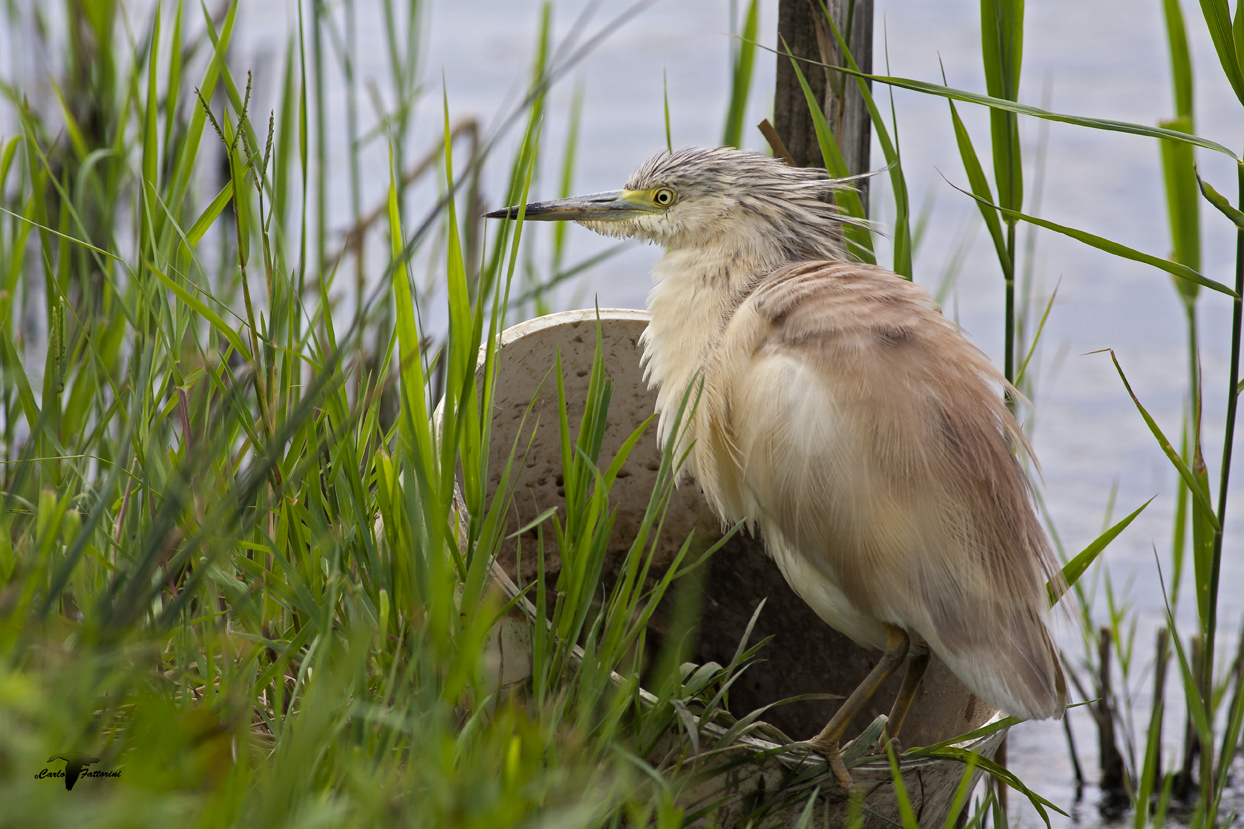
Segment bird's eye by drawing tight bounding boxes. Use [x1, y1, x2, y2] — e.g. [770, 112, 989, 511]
[653, 188, 675, 206]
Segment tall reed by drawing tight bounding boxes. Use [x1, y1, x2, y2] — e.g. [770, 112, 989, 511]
[0, 2, 740, 825]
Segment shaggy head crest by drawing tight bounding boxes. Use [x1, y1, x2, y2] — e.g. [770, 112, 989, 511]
[579, 146, 858, 261]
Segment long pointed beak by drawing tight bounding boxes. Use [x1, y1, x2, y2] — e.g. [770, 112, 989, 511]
[484, 190, 657, 222]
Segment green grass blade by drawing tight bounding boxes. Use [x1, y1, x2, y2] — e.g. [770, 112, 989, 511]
[1165, 615, 1216, 753]
[1196, 164, 1244, 230]
[387, 154, 437, 555]
[942, 755, 981, 829]
[1213, 650, 1244, 819]
[164, 1, 185, 164]
[921, 745, 1066, 827]
[0, 204, 123, 263]
[821, 8, 911, 275]
[1164, 0, 1194, 119]
[167, 0, 237, 218]
[1160, 118, 1202, 306]
[141, 2, 161, 247]
[949, 181, 1234, 296]
[1107, 350, 1220, 529]
[1016, 279, 1057, 384]
[980, 0, 1024, 215]
[791, 786, 822, 829]
[184, 182, 234, 249]
[146, 262, 253, 364]
[1199, 0, 1244, 104]
[947, 91, 1010, 277]
[1049, 497, 1152, 605]
[722, 0, 758, 149]
[760, 55, 1241, 159]
[783, 42, 875, 263]
[663, 69, 672, 155]
[885, 740, 921, 829]
[553, 79, 585, 277]
[905, 714, 1029, 759]
[47, 80, 89, 161]
[1191, 455, 1216, 630]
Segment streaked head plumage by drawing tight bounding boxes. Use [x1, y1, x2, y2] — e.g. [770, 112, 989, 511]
[594, 147, 853, 257]
[488, 146, 859, 262]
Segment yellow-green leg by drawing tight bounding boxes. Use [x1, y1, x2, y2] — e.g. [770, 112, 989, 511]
[808, 625, 910, 795]
[885, 644, 931, 749]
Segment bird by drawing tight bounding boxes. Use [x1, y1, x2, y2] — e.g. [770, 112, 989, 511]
[485, 146, 1066, 794]
[47, 752, 101, 790]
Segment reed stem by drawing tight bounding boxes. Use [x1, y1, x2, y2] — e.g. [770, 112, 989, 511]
[1205, 161, 1244, 684]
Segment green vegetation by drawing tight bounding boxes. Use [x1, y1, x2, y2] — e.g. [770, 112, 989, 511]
[2, 0, 1242, 827]
[0, 1, 731, 825]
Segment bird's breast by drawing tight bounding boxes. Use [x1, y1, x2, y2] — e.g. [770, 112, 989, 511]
[641, 251, 747, 459]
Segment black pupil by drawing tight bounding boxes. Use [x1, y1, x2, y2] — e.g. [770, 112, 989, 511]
[657, 191, 669, 203]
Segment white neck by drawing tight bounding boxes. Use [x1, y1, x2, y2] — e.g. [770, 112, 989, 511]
[640, 240, 784, 452]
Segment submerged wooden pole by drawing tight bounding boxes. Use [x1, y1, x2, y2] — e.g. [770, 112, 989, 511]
[773, 0, 873, 212]
[1150, 627, 1170, 792]
[1097, 627, 1129, 805]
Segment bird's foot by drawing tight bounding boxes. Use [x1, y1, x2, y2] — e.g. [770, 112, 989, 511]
[806, 738, 854, 801]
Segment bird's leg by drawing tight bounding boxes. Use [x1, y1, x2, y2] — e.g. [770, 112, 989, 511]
[808, 625, 910, 796]
[884, 642, 931, 753]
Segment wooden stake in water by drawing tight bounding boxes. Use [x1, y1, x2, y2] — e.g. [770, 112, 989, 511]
[773, 0, 873, 212]
[1096, 626, 1128, 804]
[1151, 626, 1170, 792]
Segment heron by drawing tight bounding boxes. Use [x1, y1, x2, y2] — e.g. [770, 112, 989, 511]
[486, 146, 1066, 793]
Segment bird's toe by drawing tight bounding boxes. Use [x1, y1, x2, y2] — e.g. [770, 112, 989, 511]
[806, 738, 855, 799]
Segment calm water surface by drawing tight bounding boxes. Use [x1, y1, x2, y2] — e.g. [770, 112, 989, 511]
[6, 1, 1244, 824]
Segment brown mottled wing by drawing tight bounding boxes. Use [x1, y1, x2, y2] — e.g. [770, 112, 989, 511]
[696, 261, 1066, 720]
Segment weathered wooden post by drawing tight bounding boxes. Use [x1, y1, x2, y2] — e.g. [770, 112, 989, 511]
[772, 0, 874, 212]
[1096, 627, 1129, 809]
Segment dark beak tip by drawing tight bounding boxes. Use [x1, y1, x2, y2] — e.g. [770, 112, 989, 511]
[483, 207, 512, 219]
